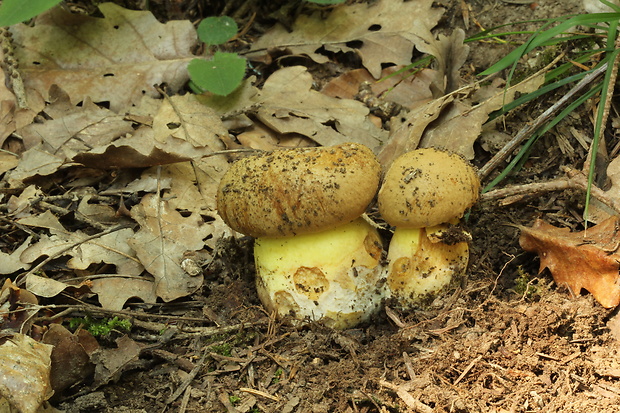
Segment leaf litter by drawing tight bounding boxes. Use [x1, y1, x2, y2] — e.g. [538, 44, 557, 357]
[1, 0, 620, 412]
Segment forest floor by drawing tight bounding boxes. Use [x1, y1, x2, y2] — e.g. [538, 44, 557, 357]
[4, 0, 620, 412]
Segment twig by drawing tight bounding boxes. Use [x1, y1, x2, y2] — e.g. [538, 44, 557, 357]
[379, 380, 433, 413]
[479, 63, 608, 179]
[31, 302, 265, 339]
[15, 225, 129, 286]
[480, 167, 620, 216]
[179, 385, 191, 413]
[166, 347, 210, 404]
[453, 354, 483, 385]
[36, 200, 109, 231]
[239, 387, 280, 402]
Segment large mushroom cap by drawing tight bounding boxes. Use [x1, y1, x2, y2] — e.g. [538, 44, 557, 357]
[378, 148, 480, 228]
[217, 143, 381, 238]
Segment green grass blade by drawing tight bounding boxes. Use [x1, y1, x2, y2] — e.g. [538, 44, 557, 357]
[483, 83, 602, 193]
[480, 13, 620, 76]
[584, 21, 619, 223]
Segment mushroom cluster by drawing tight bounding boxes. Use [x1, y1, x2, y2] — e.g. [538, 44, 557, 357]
[217, 144, 480, 328]
[217, 143, 384, 329]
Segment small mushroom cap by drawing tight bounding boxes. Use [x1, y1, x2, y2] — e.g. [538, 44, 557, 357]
[217, 143, 381, 238]
[378, 148, 480, 228]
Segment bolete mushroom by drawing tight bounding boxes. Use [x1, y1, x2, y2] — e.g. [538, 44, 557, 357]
[217, 143, 384, 329]
[377, 148, 480, 307]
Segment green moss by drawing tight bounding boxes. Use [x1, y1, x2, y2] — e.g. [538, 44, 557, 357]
[271, 368, 284, 384]
[512, 266, 538, 299]
[210, 343, 232, 357]
[229, 395, 241, 405]
[68, 315, 131, 336]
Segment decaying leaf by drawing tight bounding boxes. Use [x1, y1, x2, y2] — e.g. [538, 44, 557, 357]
[0, 236, 31, 274]
[249, 0, 443, 79]
[519, 217, 620, 308]
[91, 276, 157, 311]
[321, 66, 435, 110]
[255, 66, 387, 148]
[378, 70, 545, 166]
[415, 28, 469, 96]
[10, 3, 196, 112]
[152, 95, 227, 150]
[19, 217, 144, 277]
[17, 87, 134, 153]
[377, 93, 454, 166]
[419, 71, 545, 159]
[128, 193, 210, 302]
[72, 132, 215, 170]
[42, 324, 98, 393]
[0, 333, 54, 413]
[90, 335, 143, 388]
[0, 150, 19, 175]
[0, 279, 39, 333]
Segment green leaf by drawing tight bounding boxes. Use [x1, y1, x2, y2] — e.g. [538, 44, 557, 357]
[188, 52, 246, 96]
[0, 0, 62, 26]
[197, 16, 238, 46]
[305, 0, 346, 4]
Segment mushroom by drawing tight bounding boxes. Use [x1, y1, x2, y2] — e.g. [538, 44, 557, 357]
[217, 143, 384, 329]
[377, 148, 480, 307]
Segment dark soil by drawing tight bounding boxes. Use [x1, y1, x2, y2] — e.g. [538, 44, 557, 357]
[13, 0, 620, 412]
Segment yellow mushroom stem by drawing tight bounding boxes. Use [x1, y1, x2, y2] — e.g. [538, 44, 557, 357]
[254, 218, 385, 329]
[386, 223, 469, 307]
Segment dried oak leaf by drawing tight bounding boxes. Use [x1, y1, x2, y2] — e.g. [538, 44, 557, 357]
[519, 217, 620, 308]
[248, 0, 443, 79]
[10, 3, 196, 112]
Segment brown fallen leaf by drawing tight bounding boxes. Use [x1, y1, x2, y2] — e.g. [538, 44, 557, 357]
[91, 276, 157, 311]
[128, 193, 209, 301]
[519, 217, 620, 308]
[321, 66, 435, 110]
[11, 3, 196, 112]
[90, 335, 144, 388]
[43, 324, 98, 393]
[254, 66, 386, 148]
[248, 0, 443, 79]
[0, 279, 38, 333]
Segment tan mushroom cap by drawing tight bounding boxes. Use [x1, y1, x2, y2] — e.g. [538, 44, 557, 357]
[217, 143, 381, 238]
[378, 148, 480, 228]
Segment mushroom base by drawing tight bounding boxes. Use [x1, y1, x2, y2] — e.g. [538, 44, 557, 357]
[254, 218, 385, 329]
[385, 225, 469, 308]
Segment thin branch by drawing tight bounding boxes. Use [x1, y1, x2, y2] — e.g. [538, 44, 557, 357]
[15, 225, 130, 286]
[479, 63, 608, 179]
[480, 167, 620, 216]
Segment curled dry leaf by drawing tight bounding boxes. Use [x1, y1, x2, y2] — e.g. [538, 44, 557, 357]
[0, 333, 54, 413]
[0, 279, 38, 333]
[519, 217, 620, 308]
[91, 335, 143, 388]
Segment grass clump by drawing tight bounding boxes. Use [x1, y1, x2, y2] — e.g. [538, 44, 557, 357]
[472, 1, 620, 222]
